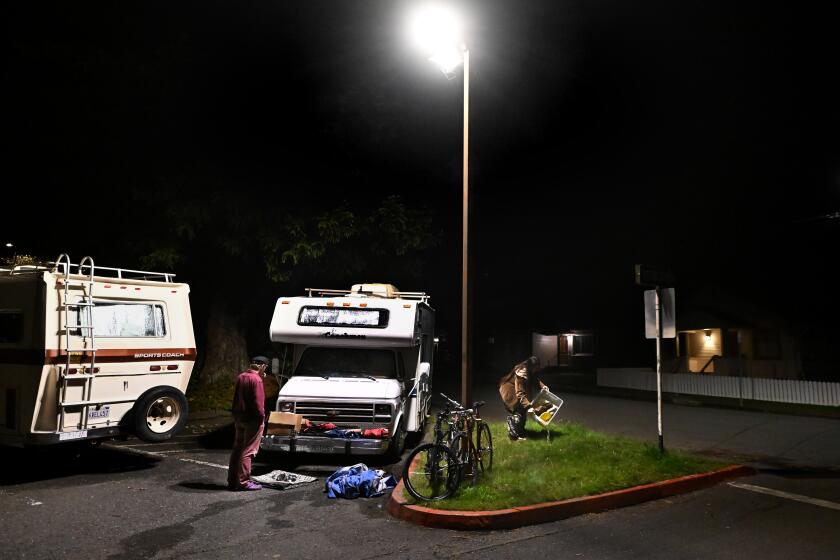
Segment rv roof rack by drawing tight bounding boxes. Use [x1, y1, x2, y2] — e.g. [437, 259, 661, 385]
[305, 287, 429, 303]
[5, 259, 176, 283]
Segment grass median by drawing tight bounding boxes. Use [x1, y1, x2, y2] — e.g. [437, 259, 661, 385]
[405, 420, 725, 511]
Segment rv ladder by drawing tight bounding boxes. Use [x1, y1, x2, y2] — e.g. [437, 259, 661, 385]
[55, 254, 98, 433]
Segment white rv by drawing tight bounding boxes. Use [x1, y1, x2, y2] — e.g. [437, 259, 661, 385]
[0, 255, 196, 447]
[261, 283, 435, 458]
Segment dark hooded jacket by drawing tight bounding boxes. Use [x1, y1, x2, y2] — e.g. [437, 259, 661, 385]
[498, 358, 546, 413]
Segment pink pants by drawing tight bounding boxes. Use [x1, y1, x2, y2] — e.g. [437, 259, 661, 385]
[227, 419, 263, 489]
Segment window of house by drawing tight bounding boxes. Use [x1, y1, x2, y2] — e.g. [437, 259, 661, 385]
[754, 329, 781, 360]
[0, 310, 23, 343]
[572, 334, 595, 356]
[74, 301, 167, 338]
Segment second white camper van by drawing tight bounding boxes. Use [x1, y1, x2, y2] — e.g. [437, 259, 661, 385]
[0, 255, 196, 447]
[261, 283, 435, 459]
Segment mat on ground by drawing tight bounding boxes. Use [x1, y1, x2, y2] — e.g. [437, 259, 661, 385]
[251, 469, 317, 489]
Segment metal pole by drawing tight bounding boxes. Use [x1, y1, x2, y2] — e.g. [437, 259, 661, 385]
[461, 48, 471, 407]
[655, 286, 664, 452]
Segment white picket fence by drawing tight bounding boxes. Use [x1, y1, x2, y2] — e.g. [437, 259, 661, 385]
[597, 368, 840, 407]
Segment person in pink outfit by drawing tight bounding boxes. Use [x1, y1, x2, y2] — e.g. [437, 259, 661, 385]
[227, 357, 267, 491]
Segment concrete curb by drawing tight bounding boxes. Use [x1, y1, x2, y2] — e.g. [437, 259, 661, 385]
[387, 464, 756, 530]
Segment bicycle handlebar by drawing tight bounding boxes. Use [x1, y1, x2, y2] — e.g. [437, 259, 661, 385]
[439, 392, 463, 409]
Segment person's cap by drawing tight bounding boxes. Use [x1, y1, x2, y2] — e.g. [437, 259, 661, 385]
[250, 356, 269, 366]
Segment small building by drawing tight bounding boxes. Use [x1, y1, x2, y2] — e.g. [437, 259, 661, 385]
[475, 328, 596, 379]
[668, 293, 802, 379]
[531, 330, 596, 372]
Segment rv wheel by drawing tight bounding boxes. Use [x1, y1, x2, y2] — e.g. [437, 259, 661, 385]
[385, 419, 406, 462]
[133, 387, 188, 443]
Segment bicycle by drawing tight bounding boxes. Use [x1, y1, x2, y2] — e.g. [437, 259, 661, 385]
[402, 398, 461, 500]
[440, 393, 493, 486]
[402, 393, 494, 500]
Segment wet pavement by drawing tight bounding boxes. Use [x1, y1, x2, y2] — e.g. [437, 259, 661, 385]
[1, 391, 839, 559]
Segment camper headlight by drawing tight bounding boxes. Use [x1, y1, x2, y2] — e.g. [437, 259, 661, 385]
[374, 404, 392, 416]
[278, 401, 294, 413]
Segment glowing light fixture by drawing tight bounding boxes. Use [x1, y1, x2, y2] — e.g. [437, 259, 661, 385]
[704, 329, 712, 343]
[408, 3, 464, 79]
[4, 243, 12, 248]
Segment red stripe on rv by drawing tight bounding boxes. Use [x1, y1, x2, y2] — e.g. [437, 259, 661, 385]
[44, 348, 198, 363]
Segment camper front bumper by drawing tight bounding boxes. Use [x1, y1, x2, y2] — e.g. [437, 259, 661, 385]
[260, 434, 390, 455]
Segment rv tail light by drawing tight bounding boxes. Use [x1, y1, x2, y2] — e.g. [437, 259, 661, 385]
[403, 304, 411, 308]
[326, 302, 334, 307]
[359, 303, 368, 308]
[342, 302, 351, 307]
[149, 365, 162, 372]
[68, 368, 78, 375]
[278, 401, 294, 412]
[281, 300, 290, 305]
[104, 285, 112, 288]
[167, 365, 178, 370]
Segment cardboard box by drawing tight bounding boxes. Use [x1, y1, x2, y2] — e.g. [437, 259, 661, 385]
[265, 427, 296, 437]
[266, 411, 303, 434]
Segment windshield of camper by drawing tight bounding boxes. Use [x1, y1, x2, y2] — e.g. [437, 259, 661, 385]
[294, 347, 398, 379]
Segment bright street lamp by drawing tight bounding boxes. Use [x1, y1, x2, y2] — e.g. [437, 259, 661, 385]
[409, 4, 472, 405]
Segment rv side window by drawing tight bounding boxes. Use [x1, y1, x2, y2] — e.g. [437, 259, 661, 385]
[74, 302, 167, 338]
[0, 310, 23, 343]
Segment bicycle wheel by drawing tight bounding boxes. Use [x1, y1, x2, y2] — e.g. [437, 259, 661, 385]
[449, 434, 479, 486]
[402, 443, 461, 501]
[476, 421, 493, 473]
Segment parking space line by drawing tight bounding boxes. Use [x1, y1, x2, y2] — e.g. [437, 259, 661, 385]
[728, 482, 840, 511]
[103, 443, 228, 470]
[155, 448, 210, 455]
[103, 444, 163, 458]
[177, 457, 228, 470]
[118, 441, 195, 448]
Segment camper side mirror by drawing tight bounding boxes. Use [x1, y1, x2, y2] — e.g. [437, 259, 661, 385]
[418, 362, 431, 378]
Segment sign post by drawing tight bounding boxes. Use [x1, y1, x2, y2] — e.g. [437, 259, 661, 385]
[636, 265, 675, 453]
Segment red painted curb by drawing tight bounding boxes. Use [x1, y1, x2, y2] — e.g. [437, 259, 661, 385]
[388, 464, 756, 530]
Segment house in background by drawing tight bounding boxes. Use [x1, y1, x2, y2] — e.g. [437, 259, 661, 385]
[475, 328, 597, 380]
[668, 294, 803, 380]
[532, 330, 596, 373]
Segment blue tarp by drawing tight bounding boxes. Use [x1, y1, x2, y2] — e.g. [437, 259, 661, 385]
[325, 463, 397, 499]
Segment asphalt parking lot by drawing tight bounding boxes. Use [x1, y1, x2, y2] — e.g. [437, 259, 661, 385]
[2, 393, 839, 559]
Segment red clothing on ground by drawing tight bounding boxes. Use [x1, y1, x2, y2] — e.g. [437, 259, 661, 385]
[231, 369, 265, 423]
[228, 368, 266, 489]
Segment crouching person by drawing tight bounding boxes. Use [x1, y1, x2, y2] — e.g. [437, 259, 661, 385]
[498, 356, 548, 441]
[227, 357, 268, 491]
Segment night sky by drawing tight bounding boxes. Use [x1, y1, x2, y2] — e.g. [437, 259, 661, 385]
[3, 1, 839, 371]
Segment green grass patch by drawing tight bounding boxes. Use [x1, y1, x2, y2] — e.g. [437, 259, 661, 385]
[405, 420, 725, 511]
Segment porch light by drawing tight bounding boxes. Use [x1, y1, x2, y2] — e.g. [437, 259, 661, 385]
[704, 329, 712, 343]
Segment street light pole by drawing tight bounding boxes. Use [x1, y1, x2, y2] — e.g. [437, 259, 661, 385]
[407, 4, 470, 404]
[461, 48, 470, 407]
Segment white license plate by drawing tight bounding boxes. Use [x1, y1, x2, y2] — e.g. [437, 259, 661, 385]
[88, 407, 110, 420]
[59, 430, 88, 441]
